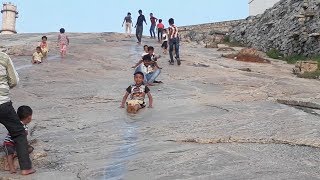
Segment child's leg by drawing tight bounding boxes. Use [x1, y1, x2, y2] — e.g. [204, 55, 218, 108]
[28, 145, 34, 154]
[4, 156, 9, 171]
[7, 154, 17, 174]
[127, 104, 138, 114]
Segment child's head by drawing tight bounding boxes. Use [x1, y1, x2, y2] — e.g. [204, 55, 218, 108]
[159, 19, 162, 23]
[17, 106, 33, 125]
[150, 13, 153, 17]
[127, 12, 131, 16]
[147, 46, 154, 55]
[138, 10, 142, 15]
[60, 28, 65, 34]
[134, 71, 144, 85]
[36, 46, 41, 53]
[143, 45, 148, 52]
[169, 18, 174, 25]
[163, 29, 167, 33]
[41, 36, 47, 42]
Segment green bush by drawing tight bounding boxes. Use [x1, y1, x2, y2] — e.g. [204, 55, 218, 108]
[297, 70, 320, 79]
[266, 49, 284, 59]
[223, 35, 230, 43]
[222, 35, 244, 47]
[283, 54, 320, 65]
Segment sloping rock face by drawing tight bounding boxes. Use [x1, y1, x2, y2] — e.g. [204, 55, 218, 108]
[229, 0, 320, 56]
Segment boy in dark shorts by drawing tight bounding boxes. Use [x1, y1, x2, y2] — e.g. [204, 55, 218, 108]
[3, 106, 34, 174]
[161, 29, 168, 54]
[120, 72, 153, 114]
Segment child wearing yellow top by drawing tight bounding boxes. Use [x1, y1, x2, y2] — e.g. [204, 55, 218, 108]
[32, 47, 43, 64]
[39, 36, 48, 58]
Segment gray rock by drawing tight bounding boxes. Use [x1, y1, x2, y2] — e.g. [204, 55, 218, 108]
[229, 0, 320, 56]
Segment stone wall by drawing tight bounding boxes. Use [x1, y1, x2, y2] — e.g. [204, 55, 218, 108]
[229, 0, 320, 56]
[179, 20, 244, 43]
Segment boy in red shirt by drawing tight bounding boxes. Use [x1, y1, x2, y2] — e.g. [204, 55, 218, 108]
[157, 19, 165, 42]
[149, 13, 158, 39]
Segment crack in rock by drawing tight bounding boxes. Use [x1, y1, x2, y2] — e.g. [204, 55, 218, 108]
[167, 137, 320, 148]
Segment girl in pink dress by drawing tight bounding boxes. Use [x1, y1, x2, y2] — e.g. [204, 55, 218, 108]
[58, 28, 69, 58]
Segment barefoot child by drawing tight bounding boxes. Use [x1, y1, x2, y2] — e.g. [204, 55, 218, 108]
[32, 46, 43, 64]
[3, 106, 34, 174]
[120, 72, 153, 114]
[39, 36, 49, 58]
[58, 28, 69, 58]
[161, 29, 168, 54]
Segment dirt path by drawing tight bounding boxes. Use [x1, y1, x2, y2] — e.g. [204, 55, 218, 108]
[1, 33, 320, 179]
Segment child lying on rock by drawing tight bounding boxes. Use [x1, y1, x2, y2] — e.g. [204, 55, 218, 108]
[120, 72, 153, 114]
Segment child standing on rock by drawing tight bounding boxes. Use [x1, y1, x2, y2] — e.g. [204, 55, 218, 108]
[120, 72, 153, 114]
[58, 28, 69, 58]
[3, 106, 34, 174]
[157, 19, 164, 42]
[161, 29, 168, 54]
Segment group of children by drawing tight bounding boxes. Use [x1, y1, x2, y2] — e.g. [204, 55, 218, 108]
[121, 44, 165, 114]
[147, 13, 170, 54]
[32, 28, 70, 64]
[3, 106, 34, 174]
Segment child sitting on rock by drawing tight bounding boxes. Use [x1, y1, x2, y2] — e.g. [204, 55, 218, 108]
[39, 36, 49, 58]
[132, 46, 162, 85]
[3, 106, 34, 174]
[120, 72, 153, 114]
[32, 46, 43, 64]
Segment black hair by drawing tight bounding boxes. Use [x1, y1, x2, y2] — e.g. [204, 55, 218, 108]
[138, 10, 142, 13]
[134, 71, 144, 79]
[159, 19, 162, 23]
[41, 36, 47, 40]
[36, 46, 41, 50]
[163, 28, 167, 32]
[128, 12, 131, 16]
[169, 18, 174, 25]
[60, 28, 65, 33]
[143, 45, 148, 48]
[147, 46, 154, 51]
[17, 106, 33, 120]
[142, 54, 152, 61]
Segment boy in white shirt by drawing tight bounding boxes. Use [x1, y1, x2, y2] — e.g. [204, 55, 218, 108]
[161, 29, 169, 54]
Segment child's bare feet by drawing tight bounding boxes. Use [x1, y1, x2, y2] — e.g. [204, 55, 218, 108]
[10, 168, 17, 174]
[21, 169, 36, 175]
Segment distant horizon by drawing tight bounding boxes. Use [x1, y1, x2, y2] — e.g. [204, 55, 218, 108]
[1, 0, 248, 34]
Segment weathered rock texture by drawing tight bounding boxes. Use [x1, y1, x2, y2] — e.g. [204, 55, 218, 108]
[179, 20, 243, 44]
[230, 0, 320, 56]
[293, 60, 319, 74]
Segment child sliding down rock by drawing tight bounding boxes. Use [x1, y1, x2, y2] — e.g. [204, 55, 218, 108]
[120, 72, 153, 114]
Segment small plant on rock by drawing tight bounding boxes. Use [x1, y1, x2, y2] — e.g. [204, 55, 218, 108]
[266, 48, 284, 59]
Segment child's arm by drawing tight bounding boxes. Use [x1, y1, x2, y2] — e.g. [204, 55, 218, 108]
[57, 34, 61, 46]
[122, 19, 125, 27]
[147, 92, 153, 108]
[67, 36, 70, 45]
[120, 92, 129, 108]
[132, 60, 143, 68]
[144, 16, 147, 25]
[154, 62, 162, 69]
